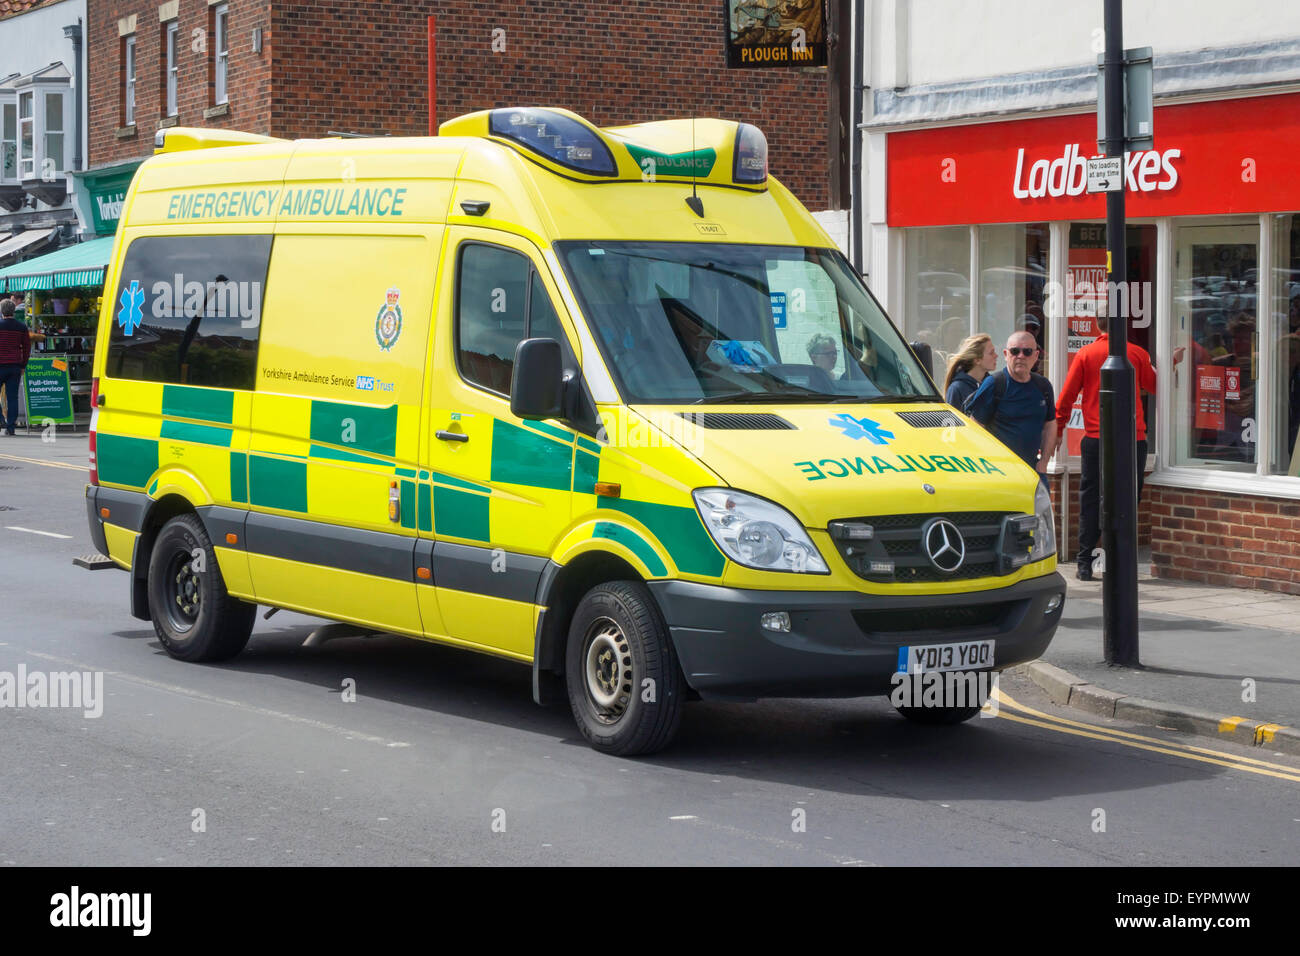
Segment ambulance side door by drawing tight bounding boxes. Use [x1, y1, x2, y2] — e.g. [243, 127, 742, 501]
[424, 227, 585, 658]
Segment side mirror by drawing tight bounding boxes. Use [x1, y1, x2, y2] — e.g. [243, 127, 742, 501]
[510, 337, 564, 420]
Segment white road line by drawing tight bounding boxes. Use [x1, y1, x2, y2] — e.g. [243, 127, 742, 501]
[22, 649, 413, 749]
[6, 526, 73, 539]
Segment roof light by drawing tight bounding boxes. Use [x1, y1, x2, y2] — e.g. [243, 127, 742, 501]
[733, 123, 767, 185]
[488, 108, 617, 176]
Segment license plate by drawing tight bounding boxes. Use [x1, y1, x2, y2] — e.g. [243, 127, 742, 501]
[897, 639, 995, 674]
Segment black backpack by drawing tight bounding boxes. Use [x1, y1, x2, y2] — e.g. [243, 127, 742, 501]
[989, 368, 1053, 415]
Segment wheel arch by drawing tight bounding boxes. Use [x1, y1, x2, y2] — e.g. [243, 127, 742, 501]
[531, 548, 649, 705]
[128, 492, 202, 621]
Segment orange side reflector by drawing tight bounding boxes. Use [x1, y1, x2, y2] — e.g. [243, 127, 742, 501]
[99, 507, 110, 519]
[416, 567, 432, 580]
[594, 482, 621, 497]
[225, 533, 238, 545]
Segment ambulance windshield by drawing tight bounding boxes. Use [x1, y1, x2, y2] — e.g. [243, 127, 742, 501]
[556, 242, 939, 405]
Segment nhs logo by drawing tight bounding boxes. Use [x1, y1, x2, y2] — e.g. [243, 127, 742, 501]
[355, 375, 375, 391]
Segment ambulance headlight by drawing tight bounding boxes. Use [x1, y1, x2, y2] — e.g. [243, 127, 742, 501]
[489, 108, 617, 176]
[693, 489, 828, 574]
[1029, 482, 1057, 563]
[732, 123, 768, 185]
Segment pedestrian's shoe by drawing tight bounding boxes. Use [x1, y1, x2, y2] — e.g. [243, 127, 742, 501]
[1076, 564, 1094, 582]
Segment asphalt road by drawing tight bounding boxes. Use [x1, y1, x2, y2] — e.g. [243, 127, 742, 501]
[2, 434, 1299, 866]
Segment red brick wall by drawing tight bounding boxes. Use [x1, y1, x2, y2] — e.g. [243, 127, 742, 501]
[89, 2, 273, 167]
[1047, 470, 1153, 567]
[90, 2, 832, 210]
[1148, 486, 1300, 593]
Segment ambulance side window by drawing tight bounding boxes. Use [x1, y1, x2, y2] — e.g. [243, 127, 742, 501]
[455, 242, 576, 396]
[105, 235, 270, 389]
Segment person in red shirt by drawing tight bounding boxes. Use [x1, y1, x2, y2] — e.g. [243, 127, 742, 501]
[1055, 315, 1156, 580]
[0, 299, 34, 436]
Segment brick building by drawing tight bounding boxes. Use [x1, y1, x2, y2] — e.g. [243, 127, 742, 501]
[87, 1, 839, 216]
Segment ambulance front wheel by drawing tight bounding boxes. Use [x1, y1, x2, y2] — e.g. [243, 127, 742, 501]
[147, 514, 256, 662]
[565, 581, 684, 756]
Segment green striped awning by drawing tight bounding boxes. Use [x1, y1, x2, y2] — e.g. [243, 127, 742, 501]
[0, 235, 116, 292]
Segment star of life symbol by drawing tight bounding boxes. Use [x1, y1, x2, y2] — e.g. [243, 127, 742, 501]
[375, 287, 402, 351]
[118, 280, 144, 336]
[829, 413, 895, 445]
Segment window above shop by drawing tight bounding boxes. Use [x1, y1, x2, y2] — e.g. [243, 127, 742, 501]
[0, 63, 73, 207]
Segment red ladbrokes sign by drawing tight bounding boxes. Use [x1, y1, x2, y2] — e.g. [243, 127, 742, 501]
[887, 92, 1300, 227]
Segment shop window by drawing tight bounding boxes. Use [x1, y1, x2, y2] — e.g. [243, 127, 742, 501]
[979, 222, 1049, 369]
[105, 235, 271, 389]
[1059, 223, 1157, 459]
[904, 226, 970, 374]
[1271, 214, 1300, 475]
[1171, 223, 1258, 471]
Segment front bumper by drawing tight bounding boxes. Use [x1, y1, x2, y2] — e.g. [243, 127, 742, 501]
[649, 572, 1066, 700]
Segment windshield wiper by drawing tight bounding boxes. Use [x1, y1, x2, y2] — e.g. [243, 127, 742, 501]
[856, 394, 945, 404]
[691, 390, 839, 404]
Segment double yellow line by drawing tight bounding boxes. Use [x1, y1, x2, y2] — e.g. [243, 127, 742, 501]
[992, 688, 1300, 784]
[0, 452, 85, 472]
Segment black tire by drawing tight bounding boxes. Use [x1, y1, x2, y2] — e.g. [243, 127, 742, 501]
[892, 671, 991, 726]
[894, 703, 983, 726]
[565, 581, 684, 756]
[147, 513, 255, 662]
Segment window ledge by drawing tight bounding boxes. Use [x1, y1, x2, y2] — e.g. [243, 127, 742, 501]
[115, 125, 137, 140]
[157, 115, 179, 129]
[203, 102, 229, 119]
[1148, 465, 1300, 501]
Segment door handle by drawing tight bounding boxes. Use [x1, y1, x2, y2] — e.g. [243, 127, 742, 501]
[436, 430, 469, 443]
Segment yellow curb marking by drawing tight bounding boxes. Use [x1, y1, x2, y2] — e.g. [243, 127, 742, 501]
[0, 452, 85, 472]
[1255, 723, 1285, 745]
[1218, 716, 1247, 733]
[995, 689, 1300, 776]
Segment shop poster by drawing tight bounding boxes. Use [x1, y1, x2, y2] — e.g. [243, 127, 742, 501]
[23, 355, 74, 425]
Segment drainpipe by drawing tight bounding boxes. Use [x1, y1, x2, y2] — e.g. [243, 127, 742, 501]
[63, 20, 84, 173]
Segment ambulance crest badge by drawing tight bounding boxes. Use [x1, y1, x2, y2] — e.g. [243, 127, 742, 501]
[375, 287, 403, 351]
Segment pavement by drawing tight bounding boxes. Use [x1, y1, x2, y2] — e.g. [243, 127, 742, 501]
[4, 427, 1298, 756]
[1022, 560, 1300, 756]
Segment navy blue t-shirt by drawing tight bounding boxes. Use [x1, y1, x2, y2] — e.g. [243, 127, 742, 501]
[964, 371, 1054, 467]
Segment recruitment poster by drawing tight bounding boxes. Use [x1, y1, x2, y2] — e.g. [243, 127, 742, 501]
[725, 0, 827, 68]
[23, 354, 74, 426]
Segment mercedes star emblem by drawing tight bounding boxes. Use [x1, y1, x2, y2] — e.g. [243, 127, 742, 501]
[922, 518, 966, 573]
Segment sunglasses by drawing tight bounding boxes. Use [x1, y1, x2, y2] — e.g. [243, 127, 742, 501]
[1006, 347, 1037, 357]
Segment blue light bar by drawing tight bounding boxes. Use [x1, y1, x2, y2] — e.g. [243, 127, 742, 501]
[733, 123, 768, 184]
[488, 108, 617, 177]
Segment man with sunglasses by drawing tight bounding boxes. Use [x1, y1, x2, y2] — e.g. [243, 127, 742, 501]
[964, 331, 1058, 482]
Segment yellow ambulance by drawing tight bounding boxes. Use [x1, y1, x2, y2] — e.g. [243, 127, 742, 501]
[85, 109, 1065, 755]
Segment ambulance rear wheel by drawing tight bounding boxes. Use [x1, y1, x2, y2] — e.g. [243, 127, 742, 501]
[565, 581, 684, 756]
[147, 514, 255, 662]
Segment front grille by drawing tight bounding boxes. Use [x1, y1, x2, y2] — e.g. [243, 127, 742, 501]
[895, 411, 965, 429]
[830, 511, 1028, 583]
[676, 412, 795, 430]
[853, 603, 1010, 634]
